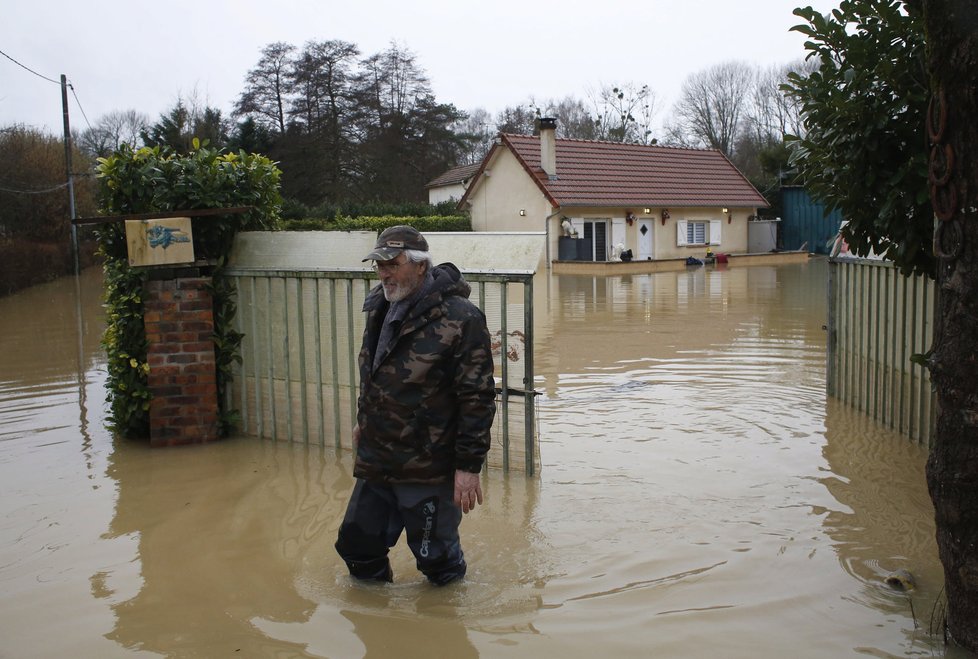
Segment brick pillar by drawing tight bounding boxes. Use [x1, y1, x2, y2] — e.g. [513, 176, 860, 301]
[143, 274, 220, 446]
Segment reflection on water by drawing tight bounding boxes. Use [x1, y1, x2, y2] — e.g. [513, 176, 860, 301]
[821, 399, 943, 617]
[0, 261, 968, 658]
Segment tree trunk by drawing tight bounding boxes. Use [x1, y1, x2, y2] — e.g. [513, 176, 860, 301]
[919, 0, 978, 652]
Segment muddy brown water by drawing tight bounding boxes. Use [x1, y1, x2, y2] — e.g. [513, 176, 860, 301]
[0, 261, 968, 658]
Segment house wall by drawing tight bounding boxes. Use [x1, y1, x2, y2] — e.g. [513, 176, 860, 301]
[467, 149, 552, 235]
[428, 182, 466, 205]
[659, 208, 750, 259]
[559, 207, 751, 261]
[724, 211, 751, 254]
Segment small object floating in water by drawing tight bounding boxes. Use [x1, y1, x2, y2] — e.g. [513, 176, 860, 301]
[884, 569, 916, 591]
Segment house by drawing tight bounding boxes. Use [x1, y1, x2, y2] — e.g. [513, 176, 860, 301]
[456, 118, 769, 265]
[426, 162, 482, 205]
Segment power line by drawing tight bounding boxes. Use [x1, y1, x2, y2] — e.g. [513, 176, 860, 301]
[0, 181, 70, 195]
[68, 82, 94, 131]
[0, 48, 60, 85]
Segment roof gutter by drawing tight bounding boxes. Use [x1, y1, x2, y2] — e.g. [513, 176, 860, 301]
[544, 207, 562, 270]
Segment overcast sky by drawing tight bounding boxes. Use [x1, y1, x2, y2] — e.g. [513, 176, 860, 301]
[2, 0, 838, 136]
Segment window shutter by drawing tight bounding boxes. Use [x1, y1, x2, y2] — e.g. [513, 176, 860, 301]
[611, 218, 626, 252]
[709, 219, 722, 246]
[677, 220, 688, 246]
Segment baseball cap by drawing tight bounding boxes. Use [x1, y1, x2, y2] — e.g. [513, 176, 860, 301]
[362, 225, 429, 261]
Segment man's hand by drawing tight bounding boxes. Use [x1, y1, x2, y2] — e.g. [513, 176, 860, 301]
[454, 470, 483, 514]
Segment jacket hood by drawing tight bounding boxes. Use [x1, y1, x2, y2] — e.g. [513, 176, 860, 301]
[428, 262, 471, 299]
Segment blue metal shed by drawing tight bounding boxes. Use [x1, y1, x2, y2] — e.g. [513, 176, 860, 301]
[780, 186, 845, 254]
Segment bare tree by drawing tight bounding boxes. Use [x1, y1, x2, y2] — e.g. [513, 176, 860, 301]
[356, 41, 431, 127]
[78, 109, 149, 158]
[727, 63, 805, 181]
[290, 40, 359, 132]
[492, 95, 600, 140]
[352, 42, 464, 202]
[538, 96, 600, 140]
[588, 82, 658, 143]
[280, 39, 360, 202]
[748, 59, 816, 144]
[235, 42, 295, 134]
[669, 61, 757, 155]
[494, 103, 538, 135]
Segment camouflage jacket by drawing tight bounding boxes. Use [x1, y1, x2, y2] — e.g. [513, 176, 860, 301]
[354, 263, 496, 484]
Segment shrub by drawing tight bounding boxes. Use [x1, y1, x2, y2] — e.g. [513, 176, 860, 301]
[279, 214, 470, 233]
[96, 142, 282, 437]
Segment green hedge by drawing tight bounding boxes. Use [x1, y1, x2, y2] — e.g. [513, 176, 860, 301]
[280, 198, 460, 220]
[279, 214, 470, 233]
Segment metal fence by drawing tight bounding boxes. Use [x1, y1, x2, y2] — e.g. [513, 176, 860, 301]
[781, 186, 845, 254]
[221, 267, 540, 474]
[826, 257, 936, 444]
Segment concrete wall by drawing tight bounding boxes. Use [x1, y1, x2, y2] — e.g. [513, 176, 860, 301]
[749, 219, 780, 253]
[229, 230, 545, 274]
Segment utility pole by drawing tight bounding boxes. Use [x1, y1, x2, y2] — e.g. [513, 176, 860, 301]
[61, 74, 78, 275]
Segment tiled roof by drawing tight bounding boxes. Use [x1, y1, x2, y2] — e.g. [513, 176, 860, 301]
[498, 134, 768, 208]
[426, 162, 482, 188]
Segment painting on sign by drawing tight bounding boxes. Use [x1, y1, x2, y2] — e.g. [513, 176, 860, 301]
[125, 217, 195, 267]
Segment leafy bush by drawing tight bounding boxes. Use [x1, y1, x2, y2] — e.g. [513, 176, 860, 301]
[784, 2, 931, 277]
[96, 141, 282, 437]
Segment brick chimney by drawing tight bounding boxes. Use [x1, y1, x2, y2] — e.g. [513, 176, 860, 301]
[537, 117, 557, 179]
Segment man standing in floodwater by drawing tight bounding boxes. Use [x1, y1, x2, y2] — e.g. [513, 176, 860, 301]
[335, 225, 496, 585]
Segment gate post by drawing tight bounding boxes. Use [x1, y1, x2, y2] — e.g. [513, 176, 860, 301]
[826, 257, 838, 397]
[143, 269, 220, 446]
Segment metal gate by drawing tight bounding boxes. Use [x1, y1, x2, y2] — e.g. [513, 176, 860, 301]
[826, 256, 935, 444]
[221, 267, 540, 474]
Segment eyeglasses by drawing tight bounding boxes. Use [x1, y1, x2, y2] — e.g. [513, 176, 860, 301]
[371, 259, 406, 274]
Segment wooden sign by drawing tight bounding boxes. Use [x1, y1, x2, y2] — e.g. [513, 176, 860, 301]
[125, 217, 195, 267]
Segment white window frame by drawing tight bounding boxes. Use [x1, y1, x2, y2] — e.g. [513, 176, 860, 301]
[677, 219, 722, 247]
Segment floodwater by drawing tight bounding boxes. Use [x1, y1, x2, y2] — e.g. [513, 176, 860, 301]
[0, 261, 967, 658]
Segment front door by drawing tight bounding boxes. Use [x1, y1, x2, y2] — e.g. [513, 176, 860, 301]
[638, 220, 653, 260]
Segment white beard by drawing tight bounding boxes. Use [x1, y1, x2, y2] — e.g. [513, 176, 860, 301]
[383, 281, 413, 302]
